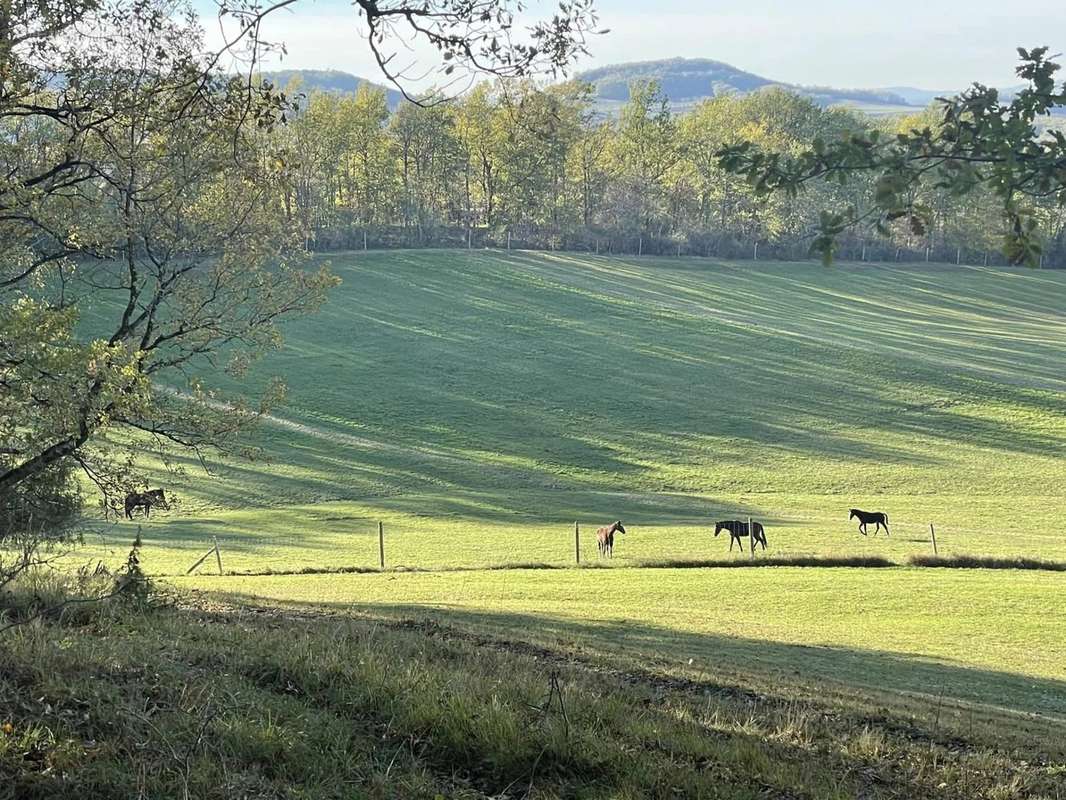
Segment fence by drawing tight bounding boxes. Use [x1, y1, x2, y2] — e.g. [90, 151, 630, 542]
[304, 223, 1066, 269]
[180, 517, 967, 577]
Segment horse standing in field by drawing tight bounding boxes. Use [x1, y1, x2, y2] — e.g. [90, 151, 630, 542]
[597, 521, 625, 558]
[714, 520, 767, 552]
[124, 489, 170, 520]
[849, 508, 889, 536]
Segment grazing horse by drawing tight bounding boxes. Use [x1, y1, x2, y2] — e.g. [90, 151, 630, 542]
[849, 508, 889, 536]
[714, 520, 767, 552]
[596, 521, 626, 558]
[124, 489, 170, 520]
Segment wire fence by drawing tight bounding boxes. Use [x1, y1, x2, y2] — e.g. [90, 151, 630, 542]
[305, 224, 1066, 269]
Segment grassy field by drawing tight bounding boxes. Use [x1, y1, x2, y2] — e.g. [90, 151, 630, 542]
[3, 585, 1064, 800]
[10, 251, 1066, 795]
[77, 251, 1066, 574]
[174, 565, 1066, 719]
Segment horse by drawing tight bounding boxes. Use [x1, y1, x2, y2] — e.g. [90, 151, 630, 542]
[124, 489, 170, 520]
[849, 508, 889, 536]
[714, 520, 767, 552]
[596, 521, 625, 558]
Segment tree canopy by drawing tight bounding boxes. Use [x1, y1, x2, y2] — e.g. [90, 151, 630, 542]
[718, 48, 1066, 266]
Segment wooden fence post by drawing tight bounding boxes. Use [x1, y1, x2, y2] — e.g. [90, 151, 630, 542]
[861, 243, 867, 262]
[213, 536, 223, 575]
[574, 521, 580, 565]
[185, 547, 212, 575]
[753, 242, 759, 261]
[378, 521, 385, 569]
[638, 236, 643, 257]
[507, 230, 511, 251]
[929, 523, 938, 556]
[363, 230, 367, 251]
[956, 246, 962, 265]
[748, 516, 754, 561]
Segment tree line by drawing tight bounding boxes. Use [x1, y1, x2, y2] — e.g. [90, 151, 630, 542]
[271, 78, 1066, 266]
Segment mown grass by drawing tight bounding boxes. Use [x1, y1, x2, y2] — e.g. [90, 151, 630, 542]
[71, 252, 1066, 574]
[3, 581, 1064, 800]
[176, 565, 1066, 721]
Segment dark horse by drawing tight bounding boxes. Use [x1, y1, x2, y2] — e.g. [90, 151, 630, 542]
[596, 521, 625, 557]
[849, 508, 889, 536]
[714, 520, 767, 552]
[125, 489, 170, 520]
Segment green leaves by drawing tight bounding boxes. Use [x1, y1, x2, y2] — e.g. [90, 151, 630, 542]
[717, 49, 1066, 266]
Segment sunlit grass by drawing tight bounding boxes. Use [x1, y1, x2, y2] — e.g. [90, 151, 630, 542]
[73, 252, 1066, 574]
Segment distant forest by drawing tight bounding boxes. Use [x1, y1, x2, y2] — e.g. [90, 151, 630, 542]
[270, 78, 1066, 266]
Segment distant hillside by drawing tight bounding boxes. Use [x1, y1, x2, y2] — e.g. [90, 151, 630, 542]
[575, 58, 916, 113]
[258, 69, 404, 108]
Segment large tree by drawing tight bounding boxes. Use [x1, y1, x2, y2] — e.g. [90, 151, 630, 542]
[2, 0, 599, 531]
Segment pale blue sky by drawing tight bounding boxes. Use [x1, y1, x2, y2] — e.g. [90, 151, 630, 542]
[198, 0, 1066, 90]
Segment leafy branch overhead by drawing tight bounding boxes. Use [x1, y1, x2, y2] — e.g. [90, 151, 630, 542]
[221, 0, 603, 105]
[718, 48, 1066, 265]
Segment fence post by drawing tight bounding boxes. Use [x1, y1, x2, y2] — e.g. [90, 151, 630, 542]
[895, 247, 901, 262]
[748, 516, 754, 561]
[467, 228, 472, 249]
[956, 247, 962, 265]
[378, 521, 385, 569]
[677, 242, 682, 257]
[638, 236, 642, 257]
[574, 521, 580, 565]
[363, 230, 367, 251]
[929, 523, 938, 556]
[595, 239, 599, 255]
[925, 246, 931, 262]
[753, 242, 759, 261]
[861, 243, 867, 262]
[507, 230, 511, 251]
[213, 537, 223, 575]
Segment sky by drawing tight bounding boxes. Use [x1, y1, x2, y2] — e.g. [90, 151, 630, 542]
[198, 0, 1066, 90]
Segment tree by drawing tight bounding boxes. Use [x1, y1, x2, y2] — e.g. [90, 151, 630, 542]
[1, 0, 335, 519]
[606, 80, 680, 238]
[719, 48, 1066, 265]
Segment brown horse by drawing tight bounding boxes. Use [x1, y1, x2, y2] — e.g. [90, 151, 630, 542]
[596, 521, 625, 557]
[714, 520, 767, 551]
[124, 489, 170, 519]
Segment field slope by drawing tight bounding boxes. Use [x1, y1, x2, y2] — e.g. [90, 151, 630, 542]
[88, 251, 1066, 572]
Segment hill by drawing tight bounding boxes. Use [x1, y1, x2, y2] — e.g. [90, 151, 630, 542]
[257, 68, 404, 107]
[576, 57, 919, 112]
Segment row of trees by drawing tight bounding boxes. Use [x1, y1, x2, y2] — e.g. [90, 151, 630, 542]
[272, 78, 1066, 265]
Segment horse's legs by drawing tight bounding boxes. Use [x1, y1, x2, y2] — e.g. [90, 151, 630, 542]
[859, 522, 867, 536]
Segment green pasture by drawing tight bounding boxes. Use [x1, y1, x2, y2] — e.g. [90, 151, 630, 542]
[76, 250, 1066, 573]
[176, 565, 1066, 723]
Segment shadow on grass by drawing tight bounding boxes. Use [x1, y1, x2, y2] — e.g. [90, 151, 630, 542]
[209, 591, 1066, 723]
